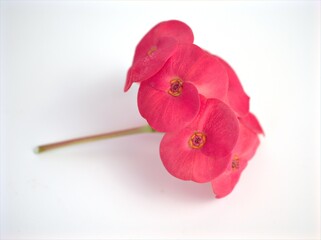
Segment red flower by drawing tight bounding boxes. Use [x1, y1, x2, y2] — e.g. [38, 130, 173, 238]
[124, 20, 264, 198]
[211, 114, 262, 198]
[124, 20, 194, 92]
[138, 44, 228, 132]
[159, 97, 239, 183]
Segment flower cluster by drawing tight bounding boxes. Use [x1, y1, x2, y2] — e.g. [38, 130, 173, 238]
[125, 20, 263, 198]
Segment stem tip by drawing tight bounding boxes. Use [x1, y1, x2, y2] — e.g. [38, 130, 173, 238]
[33, 146, 41, 154]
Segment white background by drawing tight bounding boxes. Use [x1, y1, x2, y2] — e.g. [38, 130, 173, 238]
[0, 1, 320, 239]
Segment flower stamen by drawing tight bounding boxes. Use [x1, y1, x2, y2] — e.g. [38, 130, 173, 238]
[168, 78, 183, 97]
[147, 46, 157, 56]
[189, 132, 206, 149]
[232, 154, 240, 170]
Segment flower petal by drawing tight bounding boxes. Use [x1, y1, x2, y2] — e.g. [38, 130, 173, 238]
[160, 128, 232, 183]
[211, 122, 260, 198]
[124, 37, 178, 91]
[134, 20, 194, 62]
[211, 166, 242, 199]
[124, 20, 194, 92]
[137, 81, 200, 132]
[190, 98, 239, 159]
[215, 55, 250, 117]
[171, 45, 229, 101]
[239, 112, 264, 135]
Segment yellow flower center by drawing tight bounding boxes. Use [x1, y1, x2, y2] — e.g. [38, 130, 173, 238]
[168, 78, 183, 97]
[188, 132, 206, 149]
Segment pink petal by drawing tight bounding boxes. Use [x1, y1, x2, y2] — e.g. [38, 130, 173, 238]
[124, 67, 135, 92]
[171, 45, 229, 101]
[211, 122, 260, 198]
[124, 20, 194, 92]
[160, 128, 232, 183]
[133, 20, 194, 63]
[192, 98, 240, 159]
[138, 81, 200, 132]
[239, 112, 264, 135]
[215, 55, 250, 117]
[211, 169, 243, 199]
[125, 37, 178, 91]
[232, 123, 260, 162]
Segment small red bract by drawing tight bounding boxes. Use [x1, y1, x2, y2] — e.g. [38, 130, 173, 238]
[239, 112, 265, 135]
[215, 55, 250, 117]
[211, 116, 262, 198]
[124, 20, 194, 92]
[159, 97, 239, 183]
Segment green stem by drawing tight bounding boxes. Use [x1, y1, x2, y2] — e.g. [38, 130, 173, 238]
[34, 125, 156, 154]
